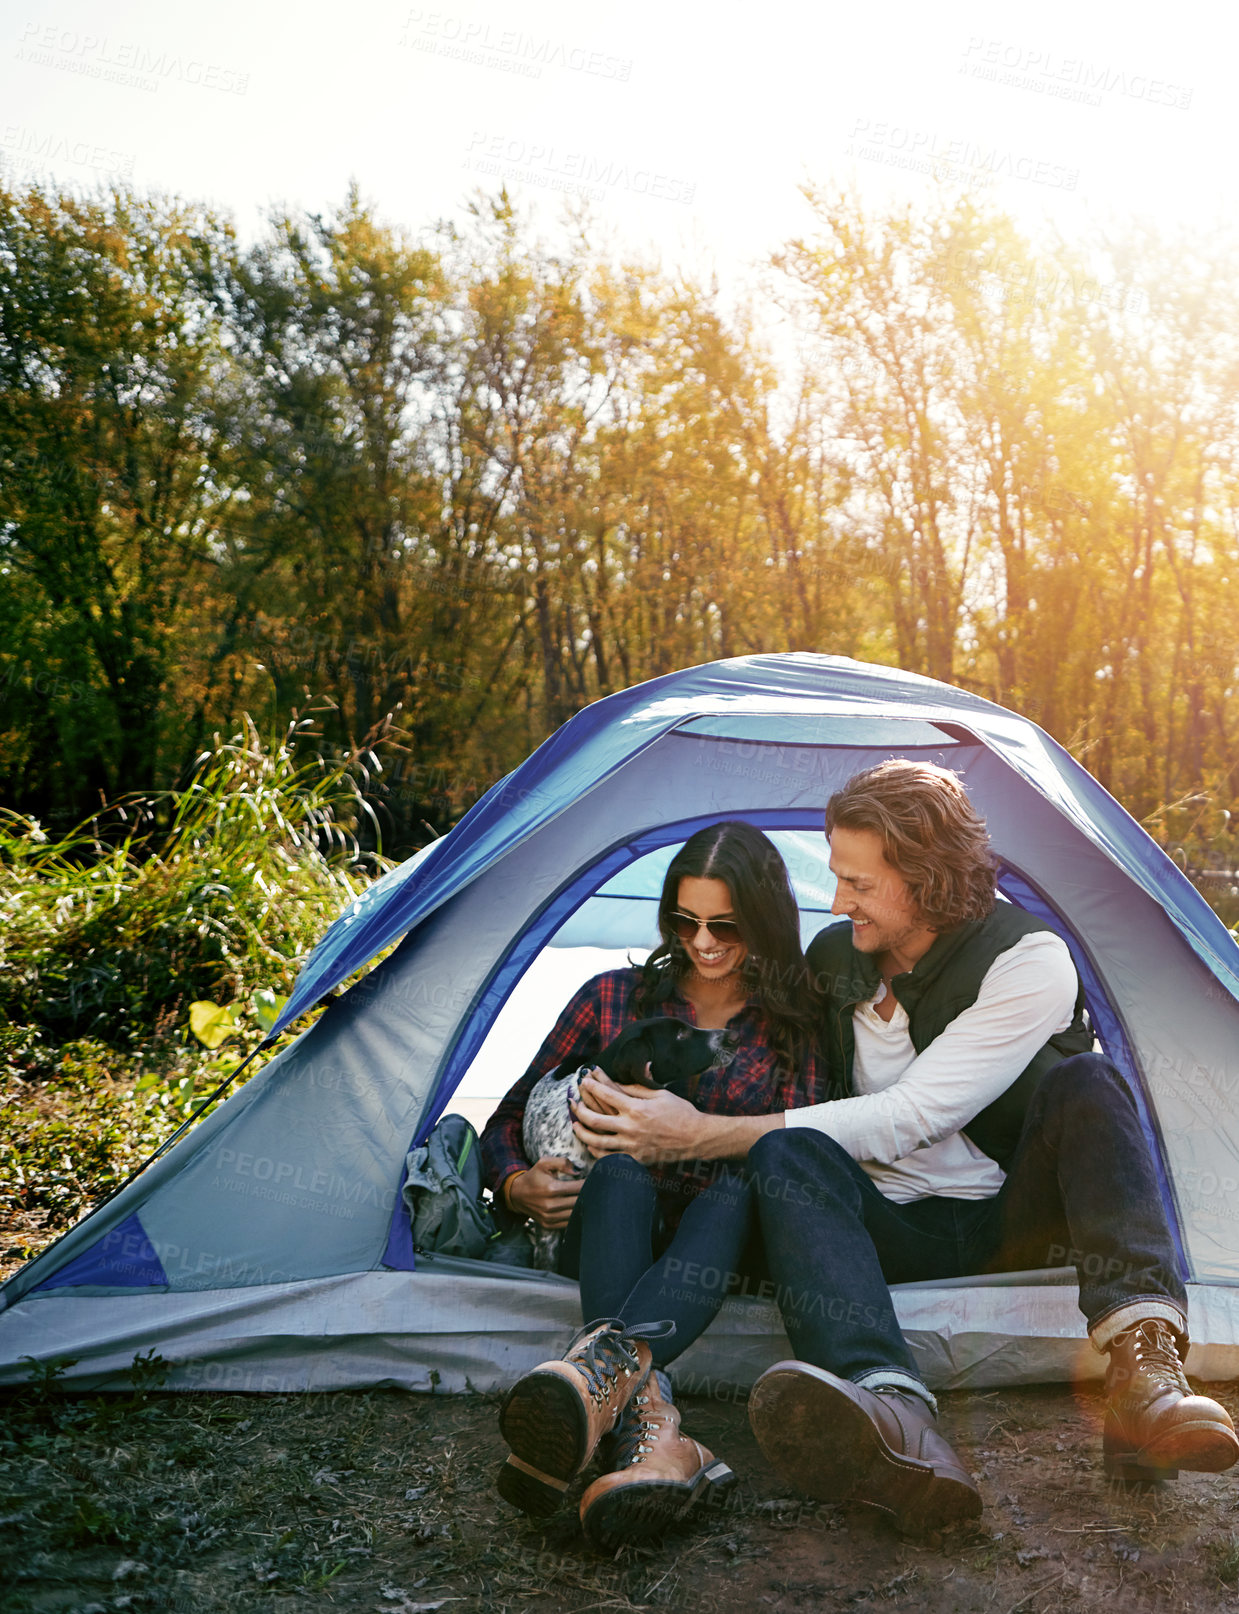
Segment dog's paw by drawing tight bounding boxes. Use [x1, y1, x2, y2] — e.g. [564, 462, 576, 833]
[529, 1231, 561, 1272]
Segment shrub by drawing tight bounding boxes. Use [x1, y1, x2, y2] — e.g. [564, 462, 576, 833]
[0, 711, 389, 1049]
[0, 710, 395, 1270]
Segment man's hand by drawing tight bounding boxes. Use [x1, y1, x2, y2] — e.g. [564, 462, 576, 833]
[573, 1070, 787, 1163]
[572, 1070, 707, 1164]
[505, 1157, 585, 1229]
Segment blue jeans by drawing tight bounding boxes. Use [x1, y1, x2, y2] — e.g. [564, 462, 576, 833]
[748, 1053, 1188, 1382]
[557, 1154, 758, 1370]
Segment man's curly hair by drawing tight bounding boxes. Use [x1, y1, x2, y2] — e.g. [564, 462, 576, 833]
[824, 759, 997, 932]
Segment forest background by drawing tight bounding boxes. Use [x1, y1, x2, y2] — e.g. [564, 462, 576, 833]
[7, 177, 1239, 861]
[5, 173, 1239, 1267]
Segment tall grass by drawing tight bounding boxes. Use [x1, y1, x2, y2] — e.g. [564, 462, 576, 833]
[0, 710, 395, 1273]
[0, 711, 390, 1048]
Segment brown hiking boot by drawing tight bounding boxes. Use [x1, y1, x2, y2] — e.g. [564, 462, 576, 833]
[749, 1360, 981, 1534]
[496, 1319, 670, 1515]
[1103, 1317, 1239, 1483]
[578, 1374, 735, 1549]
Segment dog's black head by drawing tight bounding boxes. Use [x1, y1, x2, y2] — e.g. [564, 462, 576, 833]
[593, 1016, 735, 1094]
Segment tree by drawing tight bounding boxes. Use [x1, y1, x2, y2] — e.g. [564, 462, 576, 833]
[776, 188, 973, 682]
[0, 181, 233, 823]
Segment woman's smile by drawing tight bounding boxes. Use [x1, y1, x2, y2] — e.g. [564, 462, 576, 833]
[687, 937, 739, 972]
[675, 874, 748, 979]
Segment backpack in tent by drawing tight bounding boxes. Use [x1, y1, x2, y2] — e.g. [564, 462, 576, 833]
[402, 1114, 532, 1266]
[4, 652, 1239, 1396]
[403, 1114, 495, 1259]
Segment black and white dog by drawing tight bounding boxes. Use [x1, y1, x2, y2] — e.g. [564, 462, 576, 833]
[521, 1017, 735, 1270]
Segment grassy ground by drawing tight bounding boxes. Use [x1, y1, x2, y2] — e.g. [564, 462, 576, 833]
[5, 1375, 1239, 1614]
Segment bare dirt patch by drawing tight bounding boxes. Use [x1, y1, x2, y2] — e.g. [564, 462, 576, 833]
[5, 1378, 1239, 1613]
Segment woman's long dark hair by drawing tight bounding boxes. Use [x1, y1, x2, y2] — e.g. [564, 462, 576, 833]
[631, 820, 819, 1073]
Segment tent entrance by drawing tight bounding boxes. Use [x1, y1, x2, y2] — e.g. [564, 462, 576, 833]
[382, 807, 1181, 1277]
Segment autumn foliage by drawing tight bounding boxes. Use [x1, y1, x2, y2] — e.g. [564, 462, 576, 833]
[4, 179, 1239, 872]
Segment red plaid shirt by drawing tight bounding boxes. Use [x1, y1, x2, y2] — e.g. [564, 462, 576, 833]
[480, 968, 825, 1218]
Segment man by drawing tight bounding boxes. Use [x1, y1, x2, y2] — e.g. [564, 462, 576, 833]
[574, 759, 1238, 1531]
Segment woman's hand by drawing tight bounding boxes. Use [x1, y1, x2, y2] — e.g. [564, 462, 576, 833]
[571, 1070, 707, 1164]
[505, 1156, 585, 1229]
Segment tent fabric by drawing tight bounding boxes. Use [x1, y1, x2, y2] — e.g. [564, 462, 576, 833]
[270, 655, 1239, 1038]
[31, 1212, 169, 1292]
[5, 1272, 1239, 1394]
[550, 829, 836, 950]
[5, 651, 1239, 1394]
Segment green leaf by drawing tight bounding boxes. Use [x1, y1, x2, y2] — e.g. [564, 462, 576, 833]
[188, 1000, 240, 1049]
[250, 988, 288, 1036]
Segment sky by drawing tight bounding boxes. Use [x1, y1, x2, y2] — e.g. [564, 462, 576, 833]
[2, 0, 1235, 295]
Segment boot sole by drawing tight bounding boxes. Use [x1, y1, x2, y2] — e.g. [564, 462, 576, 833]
[580, 1459, 736, 1551]
[750, 1363, 981, 1535]
[1104, 1416, 1239, 1485]
[496, 1453, 571, 1516]
[497, 1371, 592, 1513]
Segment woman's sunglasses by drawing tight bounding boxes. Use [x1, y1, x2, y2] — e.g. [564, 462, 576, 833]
[669, 911, 744, 944]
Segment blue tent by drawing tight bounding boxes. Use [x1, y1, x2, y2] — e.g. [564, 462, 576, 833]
[5, 653, 1239, 1393]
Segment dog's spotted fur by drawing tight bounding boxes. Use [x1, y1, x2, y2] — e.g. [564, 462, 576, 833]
[521, 1017, 734, 1270]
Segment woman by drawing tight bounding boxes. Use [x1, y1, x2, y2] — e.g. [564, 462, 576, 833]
[480, 820, 824, 1548]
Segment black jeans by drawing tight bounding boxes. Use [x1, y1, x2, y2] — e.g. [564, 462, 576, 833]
[748, 1053, 1188, 1383]
[558, 1153, 758, 1371]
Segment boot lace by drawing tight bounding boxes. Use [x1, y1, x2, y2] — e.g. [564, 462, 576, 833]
[567, 1318, 674, 1405]
[611, 1390, 664, 1467]
[1113, 1318, 1189, 1396]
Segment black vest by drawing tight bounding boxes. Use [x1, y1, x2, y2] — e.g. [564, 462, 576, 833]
[806, 905, 1093, 1170]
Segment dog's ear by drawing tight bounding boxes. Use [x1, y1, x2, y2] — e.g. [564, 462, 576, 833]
[605, 1034, 657, 1086]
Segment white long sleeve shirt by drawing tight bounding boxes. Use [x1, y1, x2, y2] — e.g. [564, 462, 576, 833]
[784, 931, 1080, 1202]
